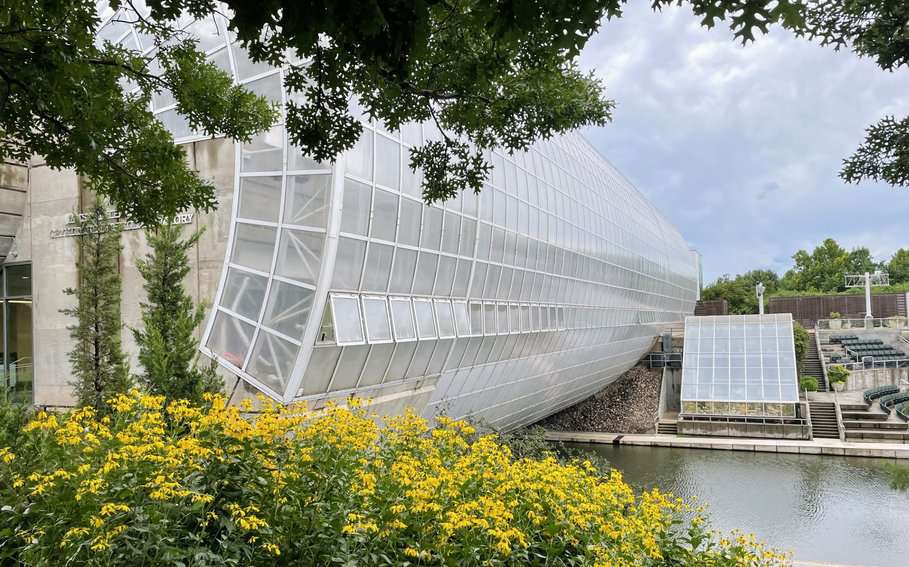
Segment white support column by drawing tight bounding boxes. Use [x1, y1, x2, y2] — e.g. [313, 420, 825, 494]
[864, 272, 873, 320]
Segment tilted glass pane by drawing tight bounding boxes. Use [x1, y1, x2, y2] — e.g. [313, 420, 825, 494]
[231, 223, 276, 273]
[240, 126, 283, 172]
[341, 178, 371, 236]
[206, 311, 254, 369]
[390, 298, 416, 341]
[283, 175, 331, 228]
[434, 300, 456, 338]
[363, 296, 393, 342]
[262, 280, 314, 340]
[453, 301, 470, 336]
[247, 330, 299, 393]
[220, 268, 267, 320]
[331, 295, 364, 344]
[413, 299, 437, 340]
[275, 228, 324, 285]
[238, 176, 282, 222]
[332, 237, 366, 291]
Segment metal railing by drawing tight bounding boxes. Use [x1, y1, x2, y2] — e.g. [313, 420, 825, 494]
[816, 317, 908, 331]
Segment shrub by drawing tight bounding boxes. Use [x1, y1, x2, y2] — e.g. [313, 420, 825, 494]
[799, 376, 819, 392]
[829, 311, 842, 319]
[793, 322, 809, 364]
[828, 365, 850, 384]
[0, 391, 789, 566]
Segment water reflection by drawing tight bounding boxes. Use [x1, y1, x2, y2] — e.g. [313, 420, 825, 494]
[567, 444, 909, 567]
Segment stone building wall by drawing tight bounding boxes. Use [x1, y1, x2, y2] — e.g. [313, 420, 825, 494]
[15, 138, 236, 407]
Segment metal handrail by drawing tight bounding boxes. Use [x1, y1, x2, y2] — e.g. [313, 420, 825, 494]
[833, 388, 845, 442]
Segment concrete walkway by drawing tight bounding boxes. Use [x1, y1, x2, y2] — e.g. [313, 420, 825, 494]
[545, 430, 909, 459]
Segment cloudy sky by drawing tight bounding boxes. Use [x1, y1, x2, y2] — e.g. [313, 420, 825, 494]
[579, 4, 909, 283]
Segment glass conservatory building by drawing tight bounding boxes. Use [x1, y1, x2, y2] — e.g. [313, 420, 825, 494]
[94, 5, 700, 428]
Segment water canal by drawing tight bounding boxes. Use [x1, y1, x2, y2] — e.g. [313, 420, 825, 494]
[568, 444, 909, 567]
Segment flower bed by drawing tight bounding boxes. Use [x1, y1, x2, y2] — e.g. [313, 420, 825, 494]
[0, 391, 789, 566]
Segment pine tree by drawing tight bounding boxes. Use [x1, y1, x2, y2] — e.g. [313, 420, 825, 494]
[133, 224, 221, 404]
[61, 204, 130, 411]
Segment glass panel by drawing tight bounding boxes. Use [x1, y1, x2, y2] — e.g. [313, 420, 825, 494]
[358, 343, 395, 387]
[299, 347, 341, 396]
[413, 299, 437, 340]
[231, 224, 276, 273]
[5, 299, 32, 404]
[220, 268, 267, 320]
[288, 145, 329, 171]
[420, 207, 442, 250]
[5, 264, 31, 297]
[398, 198, 422, 246]
[284, 175, 331, 228]
[206, 311, 254, 368]
[390, 298, 416, 341]
[434, 300, 456, 339]
[331, 295, 364, 344]
[453, 301, 470, 336]
[276, 229, 324, 285]
[362, 242, 394, 292]
[247, 330, 299, 393]
[371, 189, 398, 242]
[362, 297, 393, 342]
[413, 253, 438, 296]
[469, 302, 483, 335]
[389, 248, 417, 293]
[341, 178, 371, 236]
[330, 345, 370, 391]
[238, 176, 281, 222]
[332, 237, 366, 290]
[347, 130, 373, 180]
[262, 280, 314, 339]
[375, 134, 400, 189]
[441, 212, 460, 255]
[240, 126, 283, 172]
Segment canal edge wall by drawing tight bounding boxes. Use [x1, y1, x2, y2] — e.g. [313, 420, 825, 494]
[545, 430, 909, 460]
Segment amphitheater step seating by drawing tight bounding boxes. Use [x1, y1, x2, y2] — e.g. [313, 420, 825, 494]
[841, 410, 889, 421]
[840, 420, 908, 430]
[844, 430, 909, 443]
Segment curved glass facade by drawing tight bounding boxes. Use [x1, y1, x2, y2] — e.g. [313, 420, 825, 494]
[99, 5, 700, 428]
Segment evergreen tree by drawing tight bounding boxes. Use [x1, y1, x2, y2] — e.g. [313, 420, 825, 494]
[133, 224, 221, 404]
[61, 204, 130, 411]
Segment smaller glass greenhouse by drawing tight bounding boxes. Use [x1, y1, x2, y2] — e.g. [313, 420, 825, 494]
[681, 314, 799, 418]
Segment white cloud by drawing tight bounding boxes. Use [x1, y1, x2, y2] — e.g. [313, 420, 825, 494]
[580, 3, 909, 281]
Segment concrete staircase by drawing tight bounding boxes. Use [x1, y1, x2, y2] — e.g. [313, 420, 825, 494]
[657, 420, 678, 435]
[808, 401, 839, 439]
[802, 333, 827, 392]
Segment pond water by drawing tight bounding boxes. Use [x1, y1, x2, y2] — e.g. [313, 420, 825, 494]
[567, 444, 909, 567]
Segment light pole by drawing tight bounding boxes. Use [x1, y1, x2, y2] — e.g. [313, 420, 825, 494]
[844, 271, 889, 324]
[755, 282, 765, 315]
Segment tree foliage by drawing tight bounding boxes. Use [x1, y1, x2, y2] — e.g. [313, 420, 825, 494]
[888, 248, 909, 284]
[701, 269, 779, 314]
[799, 0, 909, 188]
[701, 238, 892, 307]
[133, 224, 221, 404]
[61, 205, 131, 412]
[0, 0, 277, 225]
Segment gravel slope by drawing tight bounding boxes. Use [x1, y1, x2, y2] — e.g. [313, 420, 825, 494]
[536, 366, 662, 433]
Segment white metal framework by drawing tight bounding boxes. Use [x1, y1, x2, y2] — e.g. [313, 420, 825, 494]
[100, 4, 701, 429]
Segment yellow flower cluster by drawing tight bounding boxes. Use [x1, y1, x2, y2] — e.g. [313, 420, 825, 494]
[0, 390, 790, 566]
